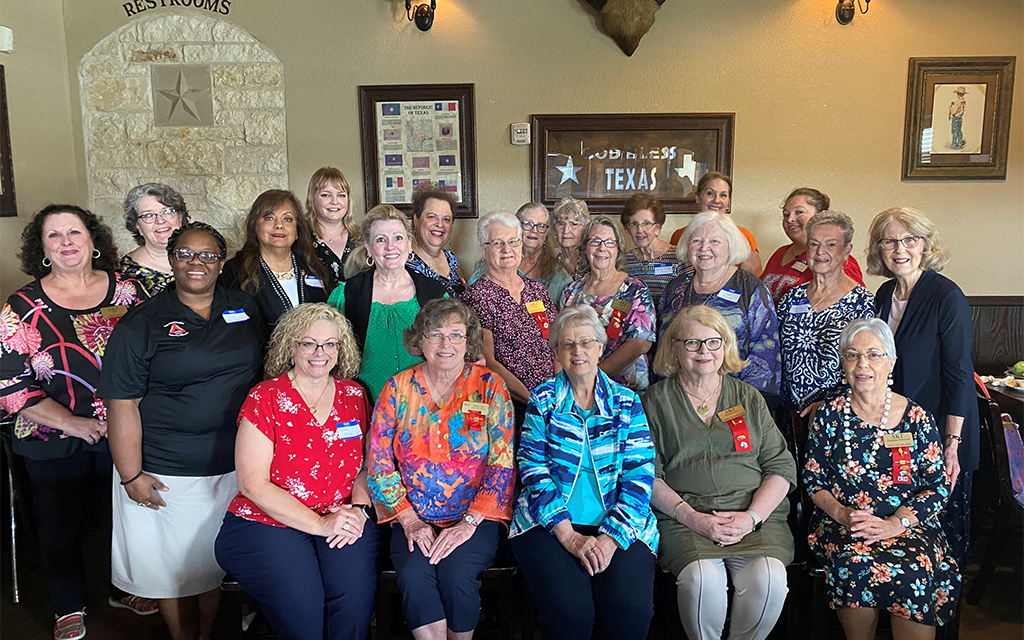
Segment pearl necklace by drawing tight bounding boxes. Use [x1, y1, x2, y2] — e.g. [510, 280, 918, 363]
[841, 390, 891, 477]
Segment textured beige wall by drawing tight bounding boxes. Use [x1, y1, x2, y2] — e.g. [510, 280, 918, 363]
[0, 0, 79, 299]
[9, 0, 1024, 299]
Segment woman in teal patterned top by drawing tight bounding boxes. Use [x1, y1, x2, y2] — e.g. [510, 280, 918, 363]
[327, 205, 447, 399]
[118, 183, 189, 296]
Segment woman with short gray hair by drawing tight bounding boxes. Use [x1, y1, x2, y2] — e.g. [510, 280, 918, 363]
[559, 216, 656, 392]
[119, 183, 189, 295]
[778, 211, 874, 412]
[464, 211, 557, 417]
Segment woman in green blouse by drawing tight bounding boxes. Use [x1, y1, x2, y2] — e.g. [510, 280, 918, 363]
[327, 205, 447, 399]
[642, 305, 796, 640]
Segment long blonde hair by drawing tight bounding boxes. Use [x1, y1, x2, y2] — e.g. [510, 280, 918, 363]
[304, 167, 359, 241]
[343, 204, 413, 279]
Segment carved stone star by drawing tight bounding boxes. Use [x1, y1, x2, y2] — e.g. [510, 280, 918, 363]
[157, 70, 208, 122]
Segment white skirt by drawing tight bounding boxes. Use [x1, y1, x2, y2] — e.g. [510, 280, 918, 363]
[111, 471, 237, 599]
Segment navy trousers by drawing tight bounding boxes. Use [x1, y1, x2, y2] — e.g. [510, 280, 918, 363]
[215, 512, 379, 640]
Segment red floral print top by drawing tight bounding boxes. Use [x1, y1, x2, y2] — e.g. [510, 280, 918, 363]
[228, 374, 370, 527]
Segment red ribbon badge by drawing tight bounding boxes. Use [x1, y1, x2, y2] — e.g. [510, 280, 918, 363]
[525, 300, 549, 339]
[462, 401, 488, 432]
[606, 298, 631, 341]
[893, 447, 912, 484]
[727, 416, 752, 453]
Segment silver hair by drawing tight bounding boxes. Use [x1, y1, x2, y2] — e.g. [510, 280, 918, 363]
[553, 197, 591, 224]
[580, 215, 627, 272]
[477, 210, 523, 245]
[548, 304, 608, 351]
[839, 318, 897, 360]
[516, 202, 550, 223]
[123, 183, 188, 246]
[676, 211, 750, 265]
[806, 210, 855, 246]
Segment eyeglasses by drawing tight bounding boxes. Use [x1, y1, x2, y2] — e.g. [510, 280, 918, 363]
[627, 220, 655, 230]
[424, 331, 466, 345]
[172, 248, 222, 264]
[483, 238, 523, 249]
[586, 238, 619, 248]
[137, 208, 179, 224]
[878, 236, 922, 250]
[841, 350, 888, 362]
[554, 220, 582, 229]
[673, 337, 723, 352]
[558, 338, 599, 351]
[520, 220, 549, 232]
[296, 340, 340, 355]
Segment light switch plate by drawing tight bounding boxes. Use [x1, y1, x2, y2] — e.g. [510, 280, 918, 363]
[510, 122, 530, 145]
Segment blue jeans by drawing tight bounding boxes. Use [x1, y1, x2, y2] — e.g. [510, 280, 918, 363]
[215, 512, 378, 640]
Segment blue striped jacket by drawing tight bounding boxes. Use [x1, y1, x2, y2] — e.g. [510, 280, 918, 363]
[510, 370, 660, 552]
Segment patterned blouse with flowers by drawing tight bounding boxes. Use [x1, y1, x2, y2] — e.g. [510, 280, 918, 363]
[118, 254, 174, 297]
[0, 273, 148, 459]
[560, 276, 657, 392]
[369, 363, 516, 526]
[228, 375, 371, 527]
[803, 396, 960, 625]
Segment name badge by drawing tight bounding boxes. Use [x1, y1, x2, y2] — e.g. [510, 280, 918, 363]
[792, 260, 809, 273]
[525, 300, 545, 314]
[717, 405, 746, 422]
[335, 420, 362, 439]
[790, 303, 813, 315]
[222, 309, 249, 324]
[717, 287, 741, 303]
[304, 275, 324, 289]
[462, 401, 489, 414]
[882, 432, 914, 448]
[652, 263, 675, 276]
[100, 305, 128, 319]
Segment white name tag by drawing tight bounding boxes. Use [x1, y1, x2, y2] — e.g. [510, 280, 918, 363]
[335, 420, 362, 439]
[304, 275, 324, 289]
[790, 303, 813, 314]
[653, 263, 675, 276]
[717, 287, 741, 303]
[222, 309, 249, 324]
[792, 261, 808, 273]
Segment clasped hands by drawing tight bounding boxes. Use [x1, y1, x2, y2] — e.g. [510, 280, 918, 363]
[835, 506, 906, 544]
[554, 522, 619, 576]
[318, 503, 369, 549]
[687, 510, 757, 547]
[398, 510, 479, 565]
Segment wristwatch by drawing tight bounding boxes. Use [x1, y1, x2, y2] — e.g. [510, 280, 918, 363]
[745, 509, 763, 532]
[898, 516, 911, 531]
[353, 503, 374, 521]
[464, 513, 480, 527]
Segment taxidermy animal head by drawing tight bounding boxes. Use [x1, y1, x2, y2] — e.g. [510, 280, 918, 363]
[586, 0, 666, 56]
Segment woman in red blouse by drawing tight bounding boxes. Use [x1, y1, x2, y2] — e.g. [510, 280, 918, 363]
[215, 303, 377, 640]
[370, 298, 516, 640]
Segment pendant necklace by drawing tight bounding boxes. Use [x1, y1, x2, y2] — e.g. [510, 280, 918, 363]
[684, 376, 722, 417]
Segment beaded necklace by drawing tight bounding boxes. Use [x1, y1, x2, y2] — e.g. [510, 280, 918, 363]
[841, 389, 891, 476]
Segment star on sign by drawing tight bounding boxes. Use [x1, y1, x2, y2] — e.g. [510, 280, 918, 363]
[157, 70, 209, 122]
[556, 156, 582, 185]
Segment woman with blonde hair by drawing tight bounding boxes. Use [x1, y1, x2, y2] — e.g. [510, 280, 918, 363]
[552, 197, 592, 279]
[866, 206, 977, 568]
[305, 167, 360, 284]
[216, 303, 378, 640]
[328, 204, 447, 399]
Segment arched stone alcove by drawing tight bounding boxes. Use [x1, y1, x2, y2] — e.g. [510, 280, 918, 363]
[79, 11, 287, 250]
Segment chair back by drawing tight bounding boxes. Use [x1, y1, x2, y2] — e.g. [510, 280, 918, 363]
[979, 396, 1024, 511]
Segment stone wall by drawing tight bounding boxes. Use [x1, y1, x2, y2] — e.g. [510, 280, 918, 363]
[79, 11, 286, 251]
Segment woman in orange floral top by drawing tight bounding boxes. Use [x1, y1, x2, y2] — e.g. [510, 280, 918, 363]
[0, 205, 152, 639]
[803, 319, 959, 638]
[370, 298, 515, 640]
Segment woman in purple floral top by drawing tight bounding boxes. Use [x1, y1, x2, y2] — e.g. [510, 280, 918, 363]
[463, 212, 557, 413]
[560, 216, 656, 392]
[0, 205, 151, 636]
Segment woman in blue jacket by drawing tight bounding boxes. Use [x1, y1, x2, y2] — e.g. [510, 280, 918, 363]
[510, 305, 659, 640]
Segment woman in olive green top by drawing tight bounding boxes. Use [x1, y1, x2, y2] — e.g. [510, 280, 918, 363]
[642, 306, 796, 640]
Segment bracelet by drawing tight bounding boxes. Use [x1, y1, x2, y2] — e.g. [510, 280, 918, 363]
[945, 434, 962, 444]
[671, 500, 686, 521]
[119, 470, 144, 486]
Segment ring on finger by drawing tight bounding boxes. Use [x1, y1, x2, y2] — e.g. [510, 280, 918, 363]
[342, 522, 350, 530]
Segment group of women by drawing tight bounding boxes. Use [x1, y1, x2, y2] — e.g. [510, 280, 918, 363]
[0, 168, 976, 640]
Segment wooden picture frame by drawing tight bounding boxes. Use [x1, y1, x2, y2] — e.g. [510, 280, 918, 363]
[902, 57, 1016, 180]
[531, 113, 734, 215]
[0, 65, 16, 217]
[358, 83, 477, 218]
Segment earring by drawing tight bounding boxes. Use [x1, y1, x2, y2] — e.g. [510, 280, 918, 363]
[887, 372, 894, 388]
[92, 249, 101, 259]
[42, 257, 52, 267]
[366, 256, 374, 267]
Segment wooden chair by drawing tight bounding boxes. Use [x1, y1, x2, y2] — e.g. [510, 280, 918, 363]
[0, 414, 23, 604]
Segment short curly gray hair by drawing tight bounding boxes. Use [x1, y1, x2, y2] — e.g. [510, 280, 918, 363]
[806, 210, 856, 246]
[839, 318, 896, 361]
[123, 183, 189, 246]
[548, 305, 608, 351]
[580, 216, 627, 272]
[403, 298, 484, 362]
[676, 211, 750, 266]
[477, 210, 522, 245]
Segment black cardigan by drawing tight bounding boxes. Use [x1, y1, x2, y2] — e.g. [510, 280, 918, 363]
[219, 250, 329, 329]
[343, 266, 447, 348]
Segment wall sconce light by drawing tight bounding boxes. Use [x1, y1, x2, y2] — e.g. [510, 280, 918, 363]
[406, 0, 437, 31]
[836, 0, 870, 25]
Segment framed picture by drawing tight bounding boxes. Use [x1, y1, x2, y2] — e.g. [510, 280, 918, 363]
[531, 113, 734, 215]
[902, 57, 1016, 180]
[358, 83, 477, 218]
[0, 65, 16, 217]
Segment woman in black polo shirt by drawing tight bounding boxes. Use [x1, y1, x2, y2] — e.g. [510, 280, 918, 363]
[99, 222, 265, 640]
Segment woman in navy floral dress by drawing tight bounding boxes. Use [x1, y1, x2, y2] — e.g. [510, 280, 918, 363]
[803, 319, 959, 637]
